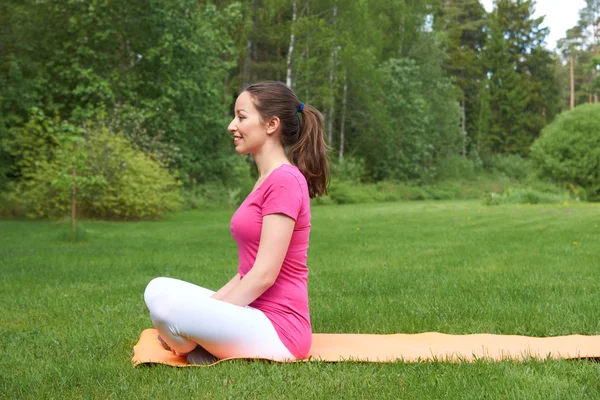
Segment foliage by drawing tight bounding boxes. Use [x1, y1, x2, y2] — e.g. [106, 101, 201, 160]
[176, 160, 568, 209]
[3, 111, 183, 219]
[0, 0, 568, 205]
[434, 0, 487, 155]
[482, 187, 570, 206]
[0, 0, 242, 186]
[329, 156, 367, 183]
[487, 154, 533, 181]
[103, 104, 180, 169]
[309, 174, 566, 206]
[557, 26, 593, 107]
[435, 155, 477, 181]
[530, 103, 600, 201]
[361, 58, 461, 182]
[481, 0, 560, 155]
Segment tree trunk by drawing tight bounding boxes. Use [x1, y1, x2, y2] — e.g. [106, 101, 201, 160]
[595, 53, 599, 103]
[240, 39, 252, 90]
[327, 49, 336, 146]
[305, 0, 310, 100]
[277, 8, 281, 59]
[570, 55, 575, 109]
[72, 168, 77, 235]
[241, 0, 255, 90]
[595, 22, 598, 103]
[286, 0, 297, 88]
[338, 73, 347, 159]
[327, 4, 338, 146]
[461, 99, 467, 156]
[327, 103, 335, 147]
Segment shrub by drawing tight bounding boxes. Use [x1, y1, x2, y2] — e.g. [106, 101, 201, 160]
[0, 190, 18, 217]
[488, 154, 532, 181]
[5, 113, 183, 219]
[181, 181, 254, 211]
[180, 154, 255, 211]
[482, 187, 569, 206]
[104, 104, 180, 169]
[330, 156, 367, 183]
[435, 155, 476, 181]
[530, 103, 600, 200]
[326, 181, 373, 204]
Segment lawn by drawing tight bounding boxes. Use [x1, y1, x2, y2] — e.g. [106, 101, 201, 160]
[1, 200, 599, 399]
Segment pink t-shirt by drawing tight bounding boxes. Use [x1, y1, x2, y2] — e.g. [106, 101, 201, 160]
[229, 164, 312, 359]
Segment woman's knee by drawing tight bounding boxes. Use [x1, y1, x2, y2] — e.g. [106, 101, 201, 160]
[144, 277, 171, 310]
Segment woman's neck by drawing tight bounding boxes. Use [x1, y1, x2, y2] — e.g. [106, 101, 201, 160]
[253, 146, 290, 178]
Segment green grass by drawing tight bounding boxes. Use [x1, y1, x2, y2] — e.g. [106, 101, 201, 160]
[1, 200, 600, 399]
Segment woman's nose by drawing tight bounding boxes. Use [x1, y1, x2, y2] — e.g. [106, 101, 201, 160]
[227, 119, 236, 133]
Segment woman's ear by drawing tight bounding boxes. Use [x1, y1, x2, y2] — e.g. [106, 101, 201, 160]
[266, 116, 281, 135]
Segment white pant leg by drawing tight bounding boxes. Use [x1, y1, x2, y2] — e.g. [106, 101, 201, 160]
[144, 277, 295, 361]
[144, 277, 215, 354]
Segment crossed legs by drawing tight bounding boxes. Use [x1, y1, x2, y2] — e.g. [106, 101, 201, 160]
[143, 277, 294, 361]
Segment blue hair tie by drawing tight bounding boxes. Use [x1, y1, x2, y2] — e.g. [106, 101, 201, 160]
[298, 102, 305, 113]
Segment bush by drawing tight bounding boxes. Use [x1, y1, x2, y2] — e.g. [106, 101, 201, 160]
[330, 156, 367, 183]
[313, 179, 483, 205]
[4, 113, 183, 219]
[482, 187, 569, 206]
[181, 181, 254, 211]
[180, 155, 255, 211]
[0, 190, 17, 217]
[530, 103, 600, 201]
[325, 181, 373, 204]
[435, 155, 476, 181]
[488, 154, 533, 181]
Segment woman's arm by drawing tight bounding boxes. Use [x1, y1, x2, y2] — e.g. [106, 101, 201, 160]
[210, 273, 241, 301]
[218, 213, 295, 307]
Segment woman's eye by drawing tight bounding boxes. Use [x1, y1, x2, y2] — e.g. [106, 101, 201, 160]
[238, 115, 245, 120]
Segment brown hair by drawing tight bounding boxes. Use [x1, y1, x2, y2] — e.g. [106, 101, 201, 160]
[244, 81, 330, 198]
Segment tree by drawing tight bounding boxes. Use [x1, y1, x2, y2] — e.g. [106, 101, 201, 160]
[435, 0, 487, 156]
[558, 27, 586, 109]
[1, 0, 242, 186]
[482, 0, 559, 155]
[579, 0, 600, 102]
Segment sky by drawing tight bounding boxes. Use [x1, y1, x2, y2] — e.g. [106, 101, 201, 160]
[480, 0, 586, 51]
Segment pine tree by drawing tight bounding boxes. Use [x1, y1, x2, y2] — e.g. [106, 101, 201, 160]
[482, 0, 559, 155]
[579, 0, 600, 102]
[558, 27, 586, 109]
[435, 0, 487, 156]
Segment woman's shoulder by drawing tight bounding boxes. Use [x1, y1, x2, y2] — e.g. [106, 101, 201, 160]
[272, 164, 307, 188]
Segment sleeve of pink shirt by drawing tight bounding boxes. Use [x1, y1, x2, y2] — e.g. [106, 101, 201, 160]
[261, 171, 303, 220]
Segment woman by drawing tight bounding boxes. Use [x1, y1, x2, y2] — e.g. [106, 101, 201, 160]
[144, 81, 329, 364]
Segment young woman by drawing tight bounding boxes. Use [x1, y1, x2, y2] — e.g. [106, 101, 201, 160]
[144, 81, 329, 364]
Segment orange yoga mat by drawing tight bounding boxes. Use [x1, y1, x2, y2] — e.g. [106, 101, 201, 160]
[132, 329, 600, 367]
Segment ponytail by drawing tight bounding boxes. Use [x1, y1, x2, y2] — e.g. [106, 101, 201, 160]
[288, 104, 330, 198]
[244, 81, 330, 198]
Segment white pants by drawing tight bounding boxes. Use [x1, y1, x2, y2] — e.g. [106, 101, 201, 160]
[144, 277, 295, 361]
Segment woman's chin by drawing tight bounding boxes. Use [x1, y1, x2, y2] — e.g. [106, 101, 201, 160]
[234, 146, 248, 155]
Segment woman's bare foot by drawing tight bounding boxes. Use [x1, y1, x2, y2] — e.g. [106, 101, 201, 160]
[157, 335, 171, 352]
[186, 345, 219, 365]
[158, 335, 203, 357]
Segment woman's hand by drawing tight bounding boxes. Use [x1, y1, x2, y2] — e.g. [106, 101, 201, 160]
[211, 273, 241, 301]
